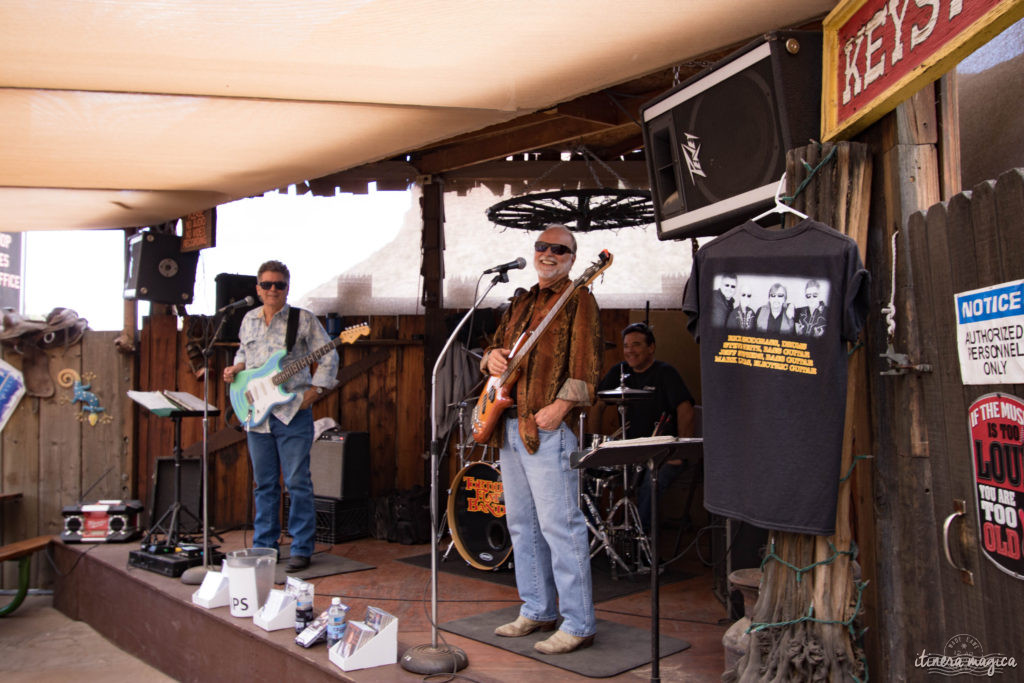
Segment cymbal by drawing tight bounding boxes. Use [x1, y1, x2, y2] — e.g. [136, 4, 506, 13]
[597, 387, 653, 402]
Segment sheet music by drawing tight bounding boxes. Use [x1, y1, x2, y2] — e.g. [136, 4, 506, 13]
[595, 435, 679, 448]
[162, 390, 216, 413]
[127, 390, 218, 416]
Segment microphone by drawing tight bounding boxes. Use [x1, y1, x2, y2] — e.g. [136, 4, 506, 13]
[218, 295, 255, 314]
[483, 257, 526, 275]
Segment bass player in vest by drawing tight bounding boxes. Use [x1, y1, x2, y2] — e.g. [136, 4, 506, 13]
[222, 260, 338, 573]
[480, 225, 602, 654]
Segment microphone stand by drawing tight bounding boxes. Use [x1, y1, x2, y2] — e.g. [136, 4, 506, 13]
[181, 310, 233, 583]
[400, 268, 511, 674]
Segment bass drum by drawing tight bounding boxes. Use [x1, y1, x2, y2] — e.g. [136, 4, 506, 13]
[447, 462, 513, 570]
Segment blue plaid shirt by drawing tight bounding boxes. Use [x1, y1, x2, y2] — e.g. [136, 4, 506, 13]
[233, 304, 338, 432]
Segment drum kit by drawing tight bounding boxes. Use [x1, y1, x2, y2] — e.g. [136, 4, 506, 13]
[442, 377, 658, 579]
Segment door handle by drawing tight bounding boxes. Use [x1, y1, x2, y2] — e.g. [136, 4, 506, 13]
[942, 499, 974, 585]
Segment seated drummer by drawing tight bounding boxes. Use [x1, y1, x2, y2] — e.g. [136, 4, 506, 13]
[592, 322, 695, 532]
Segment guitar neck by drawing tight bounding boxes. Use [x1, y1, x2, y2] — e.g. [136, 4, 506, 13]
[273, 335, 345, 386]
[499, 282, 576, 385]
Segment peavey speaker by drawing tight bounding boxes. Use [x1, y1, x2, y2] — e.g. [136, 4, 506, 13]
[61, 499, 144, 543]
[123, 231, 200, 305]
[641, 30, 822, 241]
[310, 429, 370, 500]
[215, 273, 259, 343]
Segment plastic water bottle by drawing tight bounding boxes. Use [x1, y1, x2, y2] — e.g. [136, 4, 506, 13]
[294, 587, 314, 634]
[326, 597, 348, 648]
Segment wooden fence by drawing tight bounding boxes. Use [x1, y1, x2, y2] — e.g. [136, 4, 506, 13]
[879, 167, 1024, 666]
[1, 330, 132, 587]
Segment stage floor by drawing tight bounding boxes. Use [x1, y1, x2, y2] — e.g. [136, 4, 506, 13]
[52, 529, 728, 682]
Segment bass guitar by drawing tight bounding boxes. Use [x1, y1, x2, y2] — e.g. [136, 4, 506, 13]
[471, 250, 613, 443]
[230, 322, 369, 428]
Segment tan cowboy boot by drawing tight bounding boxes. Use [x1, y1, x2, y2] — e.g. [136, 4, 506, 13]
[533, 629, 595, 654]
[493, 614, 557, 637]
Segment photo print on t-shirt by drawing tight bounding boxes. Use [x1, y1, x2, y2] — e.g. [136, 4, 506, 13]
[710, 273, 831, 338]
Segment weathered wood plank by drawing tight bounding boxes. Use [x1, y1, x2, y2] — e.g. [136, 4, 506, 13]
[138, 313, 179, 510]
[395, 315, 426, 490]
[913, 201, 987, 650]
[0, 350, 39, 588]
[368, 317, 398, 497]
[937, 73, 962, 200]
[37, 343, 82, 590]
[175, 321, 207, 455]
[340, 343, 370, 434]
[994, 168, 1024, 282]
[79, 332, 130, 500]
[970, 179, 1003, 286]
[970, 169, 1024, 657]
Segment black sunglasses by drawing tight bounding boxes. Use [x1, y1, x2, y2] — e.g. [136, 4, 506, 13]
[258, 281, 288, 291]
[534, 241, 574, 256]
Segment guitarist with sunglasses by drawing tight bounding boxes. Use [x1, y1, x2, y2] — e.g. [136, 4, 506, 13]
[222, 260, 338, 573]
[481, 225, 602, 655]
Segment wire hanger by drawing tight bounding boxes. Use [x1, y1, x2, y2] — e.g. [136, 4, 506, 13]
[751, 172, 808, 223]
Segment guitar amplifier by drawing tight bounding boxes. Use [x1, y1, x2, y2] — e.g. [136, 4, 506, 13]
[310, 430, 370, 500]
[61, 499, 144, 543]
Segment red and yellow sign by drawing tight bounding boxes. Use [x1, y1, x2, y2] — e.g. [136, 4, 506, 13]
[969, 393, 1024, 580]
[181, 208, 216, 252]
[822, 0, 1024, 140]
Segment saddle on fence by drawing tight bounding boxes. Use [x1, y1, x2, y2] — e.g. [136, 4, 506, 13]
[0, 307, 88, 397]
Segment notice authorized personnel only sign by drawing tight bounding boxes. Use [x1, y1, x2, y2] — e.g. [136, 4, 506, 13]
[956, 280, 1024, 385]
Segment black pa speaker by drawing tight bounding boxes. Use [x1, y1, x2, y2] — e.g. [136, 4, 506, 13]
[150, 457, 203, 534]
[123, 231, 200, 305]
[309, 430, 371, 500]
[641, 30, 822, 240]
[215, 273, 259, 342]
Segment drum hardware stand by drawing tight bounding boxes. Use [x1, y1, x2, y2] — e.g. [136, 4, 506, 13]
[579, 465, 653, 579]
[603, 479, 654, 576]
[402, 267, 511, 675]
[580, 391, 656, 578]
[576, 415, 648, 577]
[438, 400, 492, 563]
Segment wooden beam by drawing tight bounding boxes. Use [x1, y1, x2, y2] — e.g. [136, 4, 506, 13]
[441, 159, 649, 188]
[555, 92, 631, 126]
[415, 118, 639, 175]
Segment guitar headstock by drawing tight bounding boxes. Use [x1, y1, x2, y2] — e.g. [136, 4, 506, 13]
[575, 250, 613, 288]
[339, 323, 370, 344]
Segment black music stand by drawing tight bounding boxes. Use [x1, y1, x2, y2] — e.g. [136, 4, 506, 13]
[573, 436, 703, 683]
[127, 390, 220, 576]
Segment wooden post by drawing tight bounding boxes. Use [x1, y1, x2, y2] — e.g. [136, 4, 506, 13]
[726, 141, 872, 681]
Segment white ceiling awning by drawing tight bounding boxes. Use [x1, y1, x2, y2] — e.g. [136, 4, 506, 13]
[0, 0, 835, 232]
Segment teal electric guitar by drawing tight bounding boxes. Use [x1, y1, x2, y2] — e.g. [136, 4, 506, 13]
[229, 323, 369, 428]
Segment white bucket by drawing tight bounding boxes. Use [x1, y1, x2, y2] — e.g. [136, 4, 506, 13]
[223, 548, 277, 618]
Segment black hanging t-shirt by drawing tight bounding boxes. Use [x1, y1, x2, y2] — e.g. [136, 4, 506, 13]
[682, 219, 869, 535]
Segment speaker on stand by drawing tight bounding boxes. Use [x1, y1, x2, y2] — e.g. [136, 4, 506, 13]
[641, 30, 823, 240]
[123, 231, 200, 305]
[214, 273, 259, 342]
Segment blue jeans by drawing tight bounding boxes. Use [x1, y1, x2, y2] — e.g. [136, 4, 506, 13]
[246, 409, 316, 557]
[499, 419, 596, 637]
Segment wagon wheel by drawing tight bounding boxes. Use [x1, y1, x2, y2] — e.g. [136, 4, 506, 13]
[486, 188, 654, 232]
